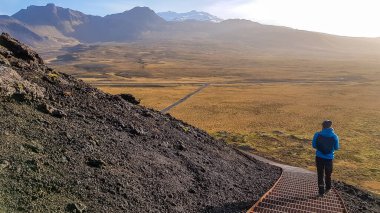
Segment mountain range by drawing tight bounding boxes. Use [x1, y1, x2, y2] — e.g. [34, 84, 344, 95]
[0, 15, 44, 44]
[1, 3, 380, 57]
[1, 4, 166, 45]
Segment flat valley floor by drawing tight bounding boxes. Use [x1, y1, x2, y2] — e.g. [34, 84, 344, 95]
[44, 40, 380, 195]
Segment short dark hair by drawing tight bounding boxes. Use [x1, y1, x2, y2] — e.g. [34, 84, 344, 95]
[322, 120, 333, 129]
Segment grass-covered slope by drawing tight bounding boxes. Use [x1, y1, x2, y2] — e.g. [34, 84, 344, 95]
[0, 33, 281, 212]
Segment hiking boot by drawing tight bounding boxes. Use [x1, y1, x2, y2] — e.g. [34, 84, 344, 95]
[318, 187, 325, 196]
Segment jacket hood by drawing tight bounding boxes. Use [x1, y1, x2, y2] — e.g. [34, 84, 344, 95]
[320, 128, 336, 137]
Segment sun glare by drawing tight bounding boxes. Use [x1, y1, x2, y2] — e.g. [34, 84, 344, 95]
[209, 0, 380, 37]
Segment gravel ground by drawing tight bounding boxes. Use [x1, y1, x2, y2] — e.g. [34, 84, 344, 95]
[334, 181, 380, 213]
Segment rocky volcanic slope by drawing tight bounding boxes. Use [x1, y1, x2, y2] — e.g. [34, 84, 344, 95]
[334, 182, 380, 213]
[0, 33, 281, 213]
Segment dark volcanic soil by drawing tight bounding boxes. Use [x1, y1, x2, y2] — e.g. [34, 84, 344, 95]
[0, 33, 281, 212]
[334, 181, 380, 213]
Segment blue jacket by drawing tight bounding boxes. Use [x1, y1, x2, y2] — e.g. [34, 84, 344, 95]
[312, 128, 339, 159]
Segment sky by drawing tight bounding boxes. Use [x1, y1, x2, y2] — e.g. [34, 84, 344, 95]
[0, 0, 379, 37]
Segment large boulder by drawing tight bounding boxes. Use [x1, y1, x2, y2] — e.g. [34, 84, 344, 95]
[0, 32, 44, 69]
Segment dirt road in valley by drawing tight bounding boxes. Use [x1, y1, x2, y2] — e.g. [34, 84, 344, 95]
[161, 83, 209, 114]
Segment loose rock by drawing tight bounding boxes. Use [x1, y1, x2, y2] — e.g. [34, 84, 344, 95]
[87, 159, 106, 168]
[38, 103, 67, 118]
[0, 160, 10, 170]
[119, 94, 140, 105]
[66, 202, 87, 213]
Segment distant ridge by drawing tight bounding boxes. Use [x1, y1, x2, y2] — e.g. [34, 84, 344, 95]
[12, 3, 94, 34]
[73, 7, 166, 42]
[0, 15, 44, 45]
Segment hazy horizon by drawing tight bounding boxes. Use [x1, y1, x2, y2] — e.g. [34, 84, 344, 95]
[1, 0, 380, 38]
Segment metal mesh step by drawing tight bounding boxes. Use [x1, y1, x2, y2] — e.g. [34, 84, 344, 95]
[247, 171, 347, 213]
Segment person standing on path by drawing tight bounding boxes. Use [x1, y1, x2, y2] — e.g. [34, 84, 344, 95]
[312, 120, 340, 196]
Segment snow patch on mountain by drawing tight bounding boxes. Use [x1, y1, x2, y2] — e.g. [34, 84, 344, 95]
[158, 10, 223, 23]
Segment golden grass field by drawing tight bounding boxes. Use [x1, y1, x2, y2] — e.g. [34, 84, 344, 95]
[100, 83, 380, 194]
[171, 84, 380, 193]
[47, 40, 380, 194]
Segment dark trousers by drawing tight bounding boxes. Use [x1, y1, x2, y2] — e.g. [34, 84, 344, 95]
[316, 157, 333, 194]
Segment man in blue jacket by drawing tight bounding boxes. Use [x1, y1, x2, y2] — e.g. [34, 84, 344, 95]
[312, 120, 340, 196]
